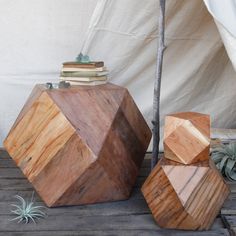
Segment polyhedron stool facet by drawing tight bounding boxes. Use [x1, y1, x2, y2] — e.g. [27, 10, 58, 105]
[164, 112, 210, 164]
[4, 83, 151, 207]
[142, 112, 230, 230]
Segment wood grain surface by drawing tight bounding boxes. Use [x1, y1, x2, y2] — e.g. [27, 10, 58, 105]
[142, 112, 229, 230]
[0, 151, 232, 235]
[4, 91, 75, 182]
[164, 112, 210, 164]
[4, 83, 151, 207]
[142, 157, 230, 230]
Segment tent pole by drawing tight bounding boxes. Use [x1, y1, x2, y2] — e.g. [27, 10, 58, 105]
[151, 0, 166, 169]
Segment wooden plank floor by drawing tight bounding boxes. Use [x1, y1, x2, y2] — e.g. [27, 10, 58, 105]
[0, 150, 235, 236]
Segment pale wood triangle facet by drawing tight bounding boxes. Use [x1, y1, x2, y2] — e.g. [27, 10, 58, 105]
[163, 116, 185, 140]
[162, 164, 208, 205]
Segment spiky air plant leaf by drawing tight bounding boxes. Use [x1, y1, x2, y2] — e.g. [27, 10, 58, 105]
[76, 53, 90, 63]
[212, 142, 236, 181]
[10, 193, 46, 224]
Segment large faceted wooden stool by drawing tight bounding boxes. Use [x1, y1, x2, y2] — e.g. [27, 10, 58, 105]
[4, 83, 151, 207]
[142, 112, 230, 230]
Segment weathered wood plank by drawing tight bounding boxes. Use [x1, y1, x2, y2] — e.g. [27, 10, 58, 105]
[0, 179, 33, 191]
[225, 182, 236, 193]
[0, 229, 230, 236]
[0, 150, 12, 159]
[0, 190, 42, 202]
[0, 168, 24, 179]
[222, 199, 236, 215]
[0, 214, 162, 231]
[221, 215, 236, 235]
[0, 188, 144, 203]
[0, 215, 225, 232]
[0, 150, 233, 235]
[0, 160, 18, 168]
[224, 193, 236, 200]
[0, 199, 150, 216]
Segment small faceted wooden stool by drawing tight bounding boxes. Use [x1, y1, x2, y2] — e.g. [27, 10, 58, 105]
[4, 83, 151, 207]
[142, 112, 230, 230]
[164, 112, 210, 164]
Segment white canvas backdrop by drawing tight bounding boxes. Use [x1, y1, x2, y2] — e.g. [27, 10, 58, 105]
[0, 0, 97, 145]
[204, 0, 236, 70]
[81, 0, 236, 150]
[0, 0, 236, 149]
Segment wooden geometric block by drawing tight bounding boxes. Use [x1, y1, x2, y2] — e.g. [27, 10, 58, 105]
[164, 112, 210, 164]
[142, 112, 230, 230]
[4, 83, 151, 207]
[141, 157, 230, 230]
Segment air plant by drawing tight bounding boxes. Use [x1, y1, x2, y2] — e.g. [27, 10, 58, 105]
[211, 142, 236, 181]
[76, 53, 90, 63]
[10, 192, 46, 224]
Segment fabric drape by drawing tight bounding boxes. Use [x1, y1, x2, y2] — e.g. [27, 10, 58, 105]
[81, 0, 236, 150]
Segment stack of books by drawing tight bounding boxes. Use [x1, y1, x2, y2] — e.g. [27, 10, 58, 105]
[60, 61, 108, 86]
